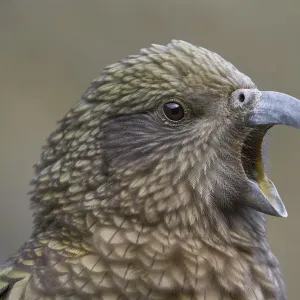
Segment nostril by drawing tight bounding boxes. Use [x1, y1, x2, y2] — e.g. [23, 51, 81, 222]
[239, 93, 245, 102]
[231, 89, 253, 108]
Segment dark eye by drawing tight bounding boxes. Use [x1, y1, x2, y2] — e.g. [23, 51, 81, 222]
[163, 102, 184, 121]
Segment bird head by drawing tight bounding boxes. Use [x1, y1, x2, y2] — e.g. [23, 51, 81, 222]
[31, 40, 300, 234]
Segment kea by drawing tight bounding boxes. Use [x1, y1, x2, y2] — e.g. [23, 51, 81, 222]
[0, 40, 300, 300]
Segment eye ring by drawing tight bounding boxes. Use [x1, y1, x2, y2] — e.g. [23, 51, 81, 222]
[163, 102, 185, 121]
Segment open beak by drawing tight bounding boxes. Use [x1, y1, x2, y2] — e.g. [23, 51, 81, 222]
[244, 91, 300, 217]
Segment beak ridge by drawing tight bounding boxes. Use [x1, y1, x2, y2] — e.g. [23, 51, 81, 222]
[247, 91, 300, 128]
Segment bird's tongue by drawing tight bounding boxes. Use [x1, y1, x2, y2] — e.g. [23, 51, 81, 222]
[243, 91, 300, 217]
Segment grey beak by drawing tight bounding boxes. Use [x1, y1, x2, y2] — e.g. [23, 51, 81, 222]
[246, 179, 288, 217]
[244, 91, 300, 217]
[247, 91, 300, 128]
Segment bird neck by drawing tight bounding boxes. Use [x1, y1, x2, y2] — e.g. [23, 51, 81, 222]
[85, 207, 285, 299]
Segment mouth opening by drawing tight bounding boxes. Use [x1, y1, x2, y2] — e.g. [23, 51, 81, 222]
[240, 126, 288, 217]
[241, 127, 270, 192]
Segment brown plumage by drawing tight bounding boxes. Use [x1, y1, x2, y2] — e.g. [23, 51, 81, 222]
[1, 40, 299, 299]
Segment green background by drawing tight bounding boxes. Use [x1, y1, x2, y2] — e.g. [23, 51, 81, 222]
[0, 1, 299, 298]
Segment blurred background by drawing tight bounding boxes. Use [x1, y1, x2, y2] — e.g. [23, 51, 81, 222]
[0, 0, 299, 297]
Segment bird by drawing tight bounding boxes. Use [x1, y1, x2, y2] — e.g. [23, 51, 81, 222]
[0, 40, 299, 300]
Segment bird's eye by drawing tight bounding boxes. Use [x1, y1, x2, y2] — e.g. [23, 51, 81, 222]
[163, 102, 184, 121]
